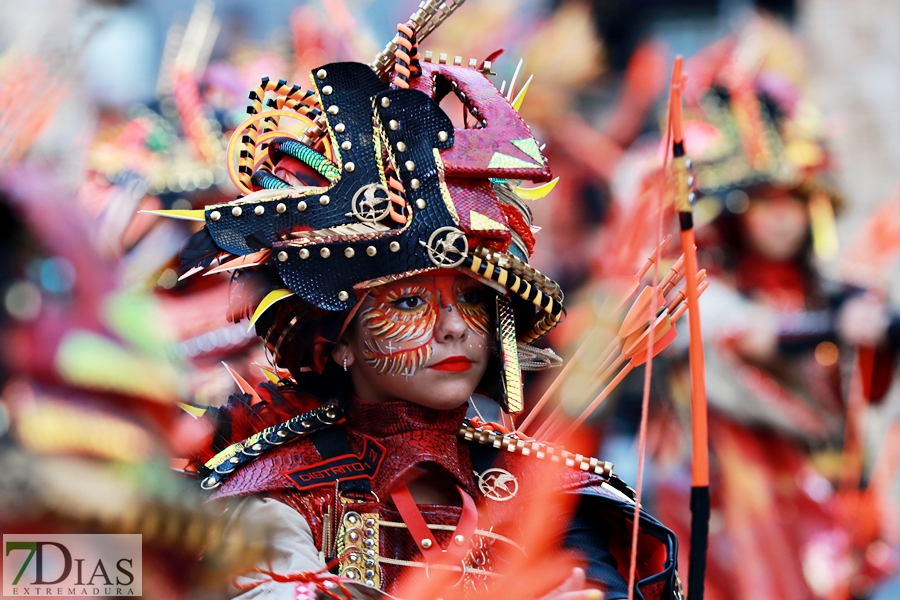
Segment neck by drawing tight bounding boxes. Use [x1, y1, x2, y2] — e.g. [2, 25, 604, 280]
[344, 395, 476, 498]
[736, 250, 809, 310]
[346, 395, 468, 437]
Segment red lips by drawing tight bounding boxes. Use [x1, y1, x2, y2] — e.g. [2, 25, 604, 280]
[429, 355, 473, 372]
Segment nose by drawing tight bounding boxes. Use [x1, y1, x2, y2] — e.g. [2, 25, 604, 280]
[434, 301, 470, 342]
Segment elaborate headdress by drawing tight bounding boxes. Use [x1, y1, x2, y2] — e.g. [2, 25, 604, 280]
[680, 16, 842, 258]
[154, 0, 564, 415]
[684, 82, 838, 207]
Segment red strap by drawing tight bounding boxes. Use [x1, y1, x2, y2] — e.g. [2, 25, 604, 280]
[390, 483, 478, 564]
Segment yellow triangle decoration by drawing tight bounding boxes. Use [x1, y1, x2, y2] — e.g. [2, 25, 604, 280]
[469, 211, 508, 231]
[511, 138, 542, 162]
[488, 151, 540, 170]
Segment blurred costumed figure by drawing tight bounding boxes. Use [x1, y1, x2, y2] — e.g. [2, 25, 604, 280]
[652, 16, 900, 600]
[0, 3, 306, 596]
[85, 0, 369, 408]
[147, 2, 706, 598]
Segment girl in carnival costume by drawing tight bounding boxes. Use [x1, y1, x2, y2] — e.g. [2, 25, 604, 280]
[157, 3, 691, 598]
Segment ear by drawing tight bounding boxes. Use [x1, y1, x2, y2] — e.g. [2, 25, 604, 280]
[330, 339, 357, 369]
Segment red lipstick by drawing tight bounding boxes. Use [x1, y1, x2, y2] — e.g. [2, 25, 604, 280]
[429, 355, 473, 372]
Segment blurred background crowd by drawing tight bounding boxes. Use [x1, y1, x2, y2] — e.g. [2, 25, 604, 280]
[3, 0, 900, 598]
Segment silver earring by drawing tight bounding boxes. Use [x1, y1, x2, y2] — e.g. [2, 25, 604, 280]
[343, 357, 348, 372]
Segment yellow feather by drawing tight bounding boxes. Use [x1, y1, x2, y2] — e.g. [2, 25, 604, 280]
[252, 362, 283, 383]
[204, 250, 271, 275]
[222, 362, 264, 404]
[177, 402, 208, 418]
[511, 74, 533, 112]
[139, 209, 206, 222]
[247, 289, 295, 331]
[259, 367, 280, 383]
[514, 177, 559, 201]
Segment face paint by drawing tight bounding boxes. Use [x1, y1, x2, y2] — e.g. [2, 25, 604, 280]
[359, 284, 437, 375]
[455, 280, 491, 337]
[358, 275, 491, 375]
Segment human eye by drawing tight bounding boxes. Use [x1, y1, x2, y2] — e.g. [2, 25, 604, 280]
[386, 285, 432, 311]
[458, 289, 484, 305]
[392, 295, 426, 310]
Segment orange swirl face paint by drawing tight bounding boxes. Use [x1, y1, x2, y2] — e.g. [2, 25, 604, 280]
[358, 274, 492, 375]
[359, 283, 437, 375]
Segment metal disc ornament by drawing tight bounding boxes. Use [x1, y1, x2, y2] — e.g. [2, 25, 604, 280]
[476, 468, 519, 502]
[350, 183, 392, 223]
[422, 226, 468, 268]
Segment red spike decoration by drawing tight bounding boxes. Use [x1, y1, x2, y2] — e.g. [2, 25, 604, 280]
[669, 56, 710, 600]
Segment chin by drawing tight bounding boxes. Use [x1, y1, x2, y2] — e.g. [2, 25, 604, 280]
[357, 361, 488, 410]
[424, 397, 470, 411]
[386, 362, 486, 410]
[405, 390, 471, 411]
[402, 376, 477, 411]
[760, 246, 803, 261]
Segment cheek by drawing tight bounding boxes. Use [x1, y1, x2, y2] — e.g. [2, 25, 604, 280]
[360, 305, 437, 351]
[460, 327, 493, 368]
[357, 304, 437, 375]
[745, 212, 789, 249]
[458, 302, 491, 336]
[744, 210, 772, 238]
[747, 203, 808, 234]
[784, 209, 809, 235]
